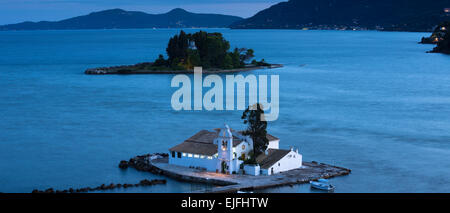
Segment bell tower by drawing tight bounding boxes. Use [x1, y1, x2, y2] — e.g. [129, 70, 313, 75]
[216, 124, 233, 174]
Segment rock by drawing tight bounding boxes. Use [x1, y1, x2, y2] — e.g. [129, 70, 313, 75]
[119, 160, 129, 169]
[109, 183, 115, 189]
[44, 188, 54, 193]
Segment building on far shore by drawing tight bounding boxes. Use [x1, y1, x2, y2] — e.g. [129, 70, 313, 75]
[168, 124, 302, 175]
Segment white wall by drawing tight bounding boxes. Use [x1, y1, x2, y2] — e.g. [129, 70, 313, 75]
[244, 165, 260, 176]
[169, 153, 217, 172]
[265, 150, 302, 175]
[267, 140, 279, 149]
[233, 141, 252, 161]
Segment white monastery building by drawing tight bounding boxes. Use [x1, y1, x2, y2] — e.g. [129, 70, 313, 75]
[168, 124, 302, 175]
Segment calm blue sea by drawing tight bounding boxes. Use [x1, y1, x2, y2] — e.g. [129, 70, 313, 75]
[0, 29, 449, 193]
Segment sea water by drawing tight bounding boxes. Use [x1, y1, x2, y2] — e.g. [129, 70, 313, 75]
[0, 29, 449, 193]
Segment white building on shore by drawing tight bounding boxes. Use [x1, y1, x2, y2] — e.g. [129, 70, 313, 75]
[168, 124, 302, 175]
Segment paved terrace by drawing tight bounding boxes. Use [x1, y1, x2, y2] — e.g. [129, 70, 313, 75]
[123, 154, 351, 193]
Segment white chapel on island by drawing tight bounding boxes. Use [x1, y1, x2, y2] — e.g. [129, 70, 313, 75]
[168, 124, 302, 176]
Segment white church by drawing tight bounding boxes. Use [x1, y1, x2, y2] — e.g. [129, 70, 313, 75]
[168, 124, 302, 176]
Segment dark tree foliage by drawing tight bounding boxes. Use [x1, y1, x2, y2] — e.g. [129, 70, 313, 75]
[431, 22, 450, 54]
[433, 32, 450, 54]
[156, 30, 258, 70]
[153, 54, 168, 67]
[166, 30, 189, 63]
[241, 103, 269, 163]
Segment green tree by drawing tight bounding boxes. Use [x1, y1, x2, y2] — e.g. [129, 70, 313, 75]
[203, 33, 230, 68]
[162, 30, 261, 70]
[222, 54, 233, 69]
[166, 30, 189, 64]
[187, 50, 201, 69]
[231, 48, 243, 68]
[153, 54, 167, 67]
[241, 103, 269, 163]
[243, 49, 255, 63]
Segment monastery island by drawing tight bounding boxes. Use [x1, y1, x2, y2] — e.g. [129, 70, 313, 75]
[119, 105, 351, 193]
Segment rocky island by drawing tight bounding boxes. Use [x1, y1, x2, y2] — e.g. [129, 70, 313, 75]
[85, 31, 282, 75]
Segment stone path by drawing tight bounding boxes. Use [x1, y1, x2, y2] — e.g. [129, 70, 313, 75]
[150, 158, 351, 193]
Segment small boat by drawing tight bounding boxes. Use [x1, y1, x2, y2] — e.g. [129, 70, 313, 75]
[310, 179, 335, 191]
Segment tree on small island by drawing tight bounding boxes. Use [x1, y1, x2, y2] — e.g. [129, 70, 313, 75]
[151, 30, 266, 70]
[241, 103, 269, 165]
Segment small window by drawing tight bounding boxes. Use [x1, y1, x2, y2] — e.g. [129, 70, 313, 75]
[194, 154, 199, 158]
[207, 156, 213, 160]
[242, 144, 246, 150]
[182, 153, 187, 157]
[221, 141, 227, 151]
[171, 151, 175, 158]
[177, 152, 181, 158]
[278, 163, 280, 166]
[188, 153, 193, 157]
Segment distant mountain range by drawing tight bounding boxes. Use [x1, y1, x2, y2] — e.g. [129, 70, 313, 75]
[2, 1, 449, 32]
[230, 0, 450, 32]
[0, 8, 243, 30]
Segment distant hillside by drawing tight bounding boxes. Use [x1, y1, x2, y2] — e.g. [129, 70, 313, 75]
[0, 8, 243, 30]
[230, 0, 450, 32]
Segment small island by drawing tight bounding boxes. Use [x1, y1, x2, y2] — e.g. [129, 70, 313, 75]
[85, 31, 282, 74]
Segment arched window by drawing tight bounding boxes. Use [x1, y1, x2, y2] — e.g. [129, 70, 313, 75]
[221, 141, 227, 151]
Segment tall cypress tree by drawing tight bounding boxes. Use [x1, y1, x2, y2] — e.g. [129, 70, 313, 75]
[241, 103, 269, 162]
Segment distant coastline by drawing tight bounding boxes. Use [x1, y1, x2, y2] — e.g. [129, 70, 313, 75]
[0, 8, 242, 31]
[2, 0, 449, 33]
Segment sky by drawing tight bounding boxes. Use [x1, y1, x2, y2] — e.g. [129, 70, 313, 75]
[0, 0, 284, 25]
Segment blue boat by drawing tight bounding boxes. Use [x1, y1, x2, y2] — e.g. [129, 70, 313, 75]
[310, 179, 335, 191]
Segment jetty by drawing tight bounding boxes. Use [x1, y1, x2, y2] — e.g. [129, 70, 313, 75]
[85, 64, 283, 75]
[120, 153, 351, 193]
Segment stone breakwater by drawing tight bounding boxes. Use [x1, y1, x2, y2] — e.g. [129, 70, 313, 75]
[121, 153, 352, 193]
[119, 153, 169, 172]
[31, 179, 166, 193]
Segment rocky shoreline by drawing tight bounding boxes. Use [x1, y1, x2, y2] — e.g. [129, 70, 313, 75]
[85, 64, 283, 75]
